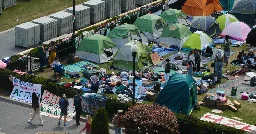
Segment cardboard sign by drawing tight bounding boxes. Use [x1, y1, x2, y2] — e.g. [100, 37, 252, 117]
[151, 52, 161, 65]
[201, 113, 256, 132]
[40, 90, 75, 121]
[10, 77, 42, 103]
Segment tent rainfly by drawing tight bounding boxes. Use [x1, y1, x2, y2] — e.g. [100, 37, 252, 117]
[183, 31, 213, 50]
[76, 34, 118, 63]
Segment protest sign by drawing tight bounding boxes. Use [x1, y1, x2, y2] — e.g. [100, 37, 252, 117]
[40, 90, 75, 121]
[10, 77, 42, 103]
[201, 113, 256, 132]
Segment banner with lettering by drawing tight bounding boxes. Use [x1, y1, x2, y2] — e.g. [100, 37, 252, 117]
[10, 77, 42, 103]
[40, 90, 75, 121]
[201, 113, 256, 132]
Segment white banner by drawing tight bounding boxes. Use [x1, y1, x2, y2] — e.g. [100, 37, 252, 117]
[40, 90, 75, 121]
[10, 77, 42, 103]
[201, 113, 256, 132]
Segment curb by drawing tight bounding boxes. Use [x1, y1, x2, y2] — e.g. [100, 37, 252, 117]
[0, 28, 14, 36]
[0, 95, 125, 132]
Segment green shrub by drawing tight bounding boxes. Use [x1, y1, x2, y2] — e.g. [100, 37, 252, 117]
[105, 94, 132, 119]
[176, 114, 245, 134]
[91, 108, 109, 134]
[122, 104, 179, 134]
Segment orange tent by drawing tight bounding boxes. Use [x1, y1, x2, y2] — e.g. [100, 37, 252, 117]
[181, 0, 223, 16]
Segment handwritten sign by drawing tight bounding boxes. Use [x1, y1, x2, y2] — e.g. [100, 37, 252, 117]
[10, 77, 42, 103]
[201, 113, 256, 132]
[151, 52, 161, 65]
[40, 90, 75, 121]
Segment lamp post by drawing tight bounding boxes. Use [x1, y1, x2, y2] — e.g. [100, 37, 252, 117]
[131, 42, 137, 105]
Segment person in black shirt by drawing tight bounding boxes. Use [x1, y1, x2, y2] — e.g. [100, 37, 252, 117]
[203, 46, 213, 57]
[74, 92, 83, 126]
[27, 92, 43, 125]
[164, 58, 171, 83]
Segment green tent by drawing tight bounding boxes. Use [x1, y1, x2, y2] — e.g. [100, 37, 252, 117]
[76, 34, 118, 63]
[134, 14, 165, 33]
[155, 73, 197, 115]
[183, 31, 213, 50]
[160, 9, 186, 23]
[113, 41, 152, 71]
[107, 24, 138, 39]
[107, 24, 139, 48]
[216, 14, 239, 31]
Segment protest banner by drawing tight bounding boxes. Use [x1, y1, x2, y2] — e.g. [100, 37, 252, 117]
[40, 90, 75, 121]
[201, 113, 256, 132]
[10, 77, 42, 103]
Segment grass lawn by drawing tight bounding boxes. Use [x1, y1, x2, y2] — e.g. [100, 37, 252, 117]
[192, 44, 256, 125]
[0, 0, 86, 32]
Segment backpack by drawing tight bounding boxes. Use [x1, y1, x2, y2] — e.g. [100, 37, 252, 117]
[74, 96, 81, 107]
[59, 98, 67, 109]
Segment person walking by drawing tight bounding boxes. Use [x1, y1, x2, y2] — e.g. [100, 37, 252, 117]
[214, 46, 224, 82]
[80, 115, 92, 134]
[194, 49, 201, 72]
[74, 92, 83, 126]
[223, 35, 231, 67]
[112, 110, 123, 134]
[27, 92, 43, 126]
[58, 94, 69, 127]
[164, 58, 171, 83]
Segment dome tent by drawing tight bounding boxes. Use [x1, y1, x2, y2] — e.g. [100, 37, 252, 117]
[219, 0, 235, 11]
[107, 24, 140, 49]
[221, 22, 251, 41]
[183, 31, 213, 50]
[155, 73, 197, 115]
[160, 9, 187, 24]
[76, 34, 118, 63]
[113, 41, 152, 71]
[134, 14, 166, 41]
[216, 14, 239, 31]
[158, 23, 192, 48]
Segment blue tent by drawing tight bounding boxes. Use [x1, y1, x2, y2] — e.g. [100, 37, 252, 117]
[155, 73, 197, 115]
[220, 0, 235, 11]
[231, 0, 256, 26]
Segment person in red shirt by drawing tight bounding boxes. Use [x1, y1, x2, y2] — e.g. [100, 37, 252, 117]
[80, 115, 92, 134]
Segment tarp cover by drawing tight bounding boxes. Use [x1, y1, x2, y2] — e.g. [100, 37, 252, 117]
[155, 73, 197, 115]
[134, 14, 165, 33]
[107, 24, 138, 39]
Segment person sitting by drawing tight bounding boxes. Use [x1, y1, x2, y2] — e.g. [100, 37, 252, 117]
[248, 49, 255, 58]
[231, 52, 245, 66]
[203, 46, 213, 57]
[51, 58, 64, 75]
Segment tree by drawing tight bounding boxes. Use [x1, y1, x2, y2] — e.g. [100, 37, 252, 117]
[91, 108, 109, 134]
[121, 104, 179, 134]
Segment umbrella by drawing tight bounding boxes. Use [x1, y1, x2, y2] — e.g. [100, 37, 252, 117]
[191, 16, 216, 31]
[246, 28, 256, 46]
[0, 61, 7, 69]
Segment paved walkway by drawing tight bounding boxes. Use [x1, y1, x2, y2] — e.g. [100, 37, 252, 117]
[0, 100, 116, 134]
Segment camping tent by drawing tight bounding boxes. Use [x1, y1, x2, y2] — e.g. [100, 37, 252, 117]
[113, 41, 152, 70]
[246, 28, 256, 47]
[76, 34, 118, 63]
[183, 31, 213, 50]
[107, 24, 139, 49]
[134, 14, 166, 41]
[181, 0, 223, 16]
[158, 23, 192, 48]
[219, 0, 235, 11]
[155, 73, 197, 115]
[216, 14, 239, 31]
[160, 9, 186, 24]
[231, 0, 256, 26]
[221, 22, 251, 41]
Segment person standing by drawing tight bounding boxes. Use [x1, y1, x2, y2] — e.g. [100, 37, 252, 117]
[164, 58, 171, 83]
[112, 110, 123, 134]
[48, 42, 57, 65]
[214, 46, 224, 82]
[38, 46, 46, 72]
[80, 115, 92, 134]
[187, 60, 194, 77]
[74, 93, 83, 126]
[58, 94, 69, 127]
[90, 72, 100, 93]
[223, 35, 231, 67]
[194, 49, 201, 72]
[27, 92, 43, 126]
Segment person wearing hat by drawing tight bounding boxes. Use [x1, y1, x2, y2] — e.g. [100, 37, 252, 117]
[58, 94, 69, 127]
[112, 110, 123, 134]
[214, 46, 224, 82]
[164, 58, 171, 83]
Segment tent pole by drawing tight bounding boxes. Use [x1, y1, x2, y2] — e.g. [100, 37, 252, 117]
[132, 51, 137, 105]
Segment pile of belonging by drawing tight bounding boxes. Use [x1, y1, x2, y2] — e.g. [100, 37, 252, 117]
[117, 94, 132, 103]
[84, 0, 106, 24]
[241, 92, 256, 102]
[15, 22, 40, 48]
[32, 16, 58, 42]
[82, 93, 107, 115]
[66, 4, 91, 29]
[49, 11, 73, 36]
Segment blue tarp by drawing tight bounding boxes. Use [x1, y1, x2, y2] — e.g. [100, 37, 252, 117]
[152, 47, 177, 57]
[213, 38, 242, 46]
